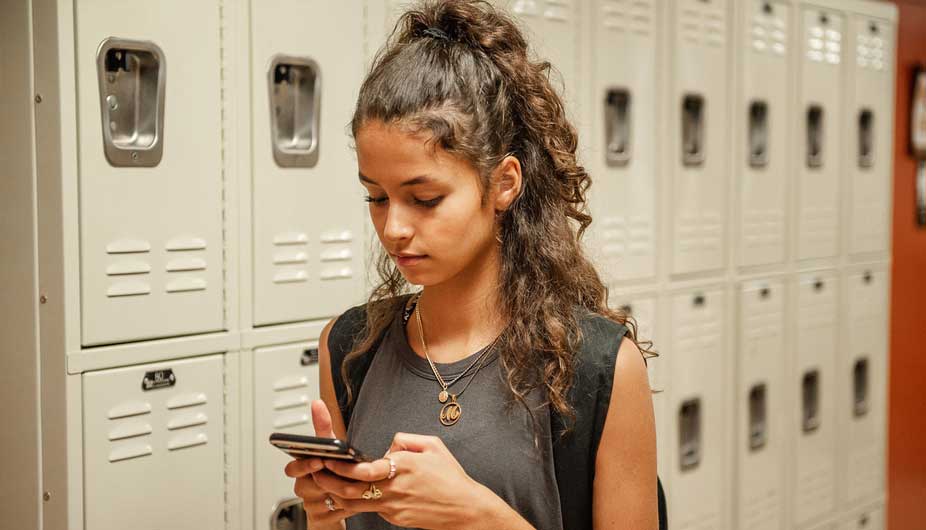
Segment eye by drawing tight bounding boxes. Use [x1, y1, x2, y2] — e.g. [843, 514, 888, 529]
[414, 196, 443, 208]
[364, 195, 388, 205]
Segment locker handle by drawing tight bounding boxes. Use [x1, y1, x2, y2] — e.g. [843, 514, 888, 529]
[301, 348, 319, 366]
[682, 94, 705, 167]
[858, 109, 874, 169]
[806, 105, 824, 168]
[96, 38, 165, 167]
[605, 88, 632, 166]
[271, 498, 309, 530]
[748, 383, 768, 451]
[269, 56, 321, 167]
[802, 370, 820, 433]
[853, 358, 870, 418]
[748, 100, 769, 168]
[678, 398, 702, 471]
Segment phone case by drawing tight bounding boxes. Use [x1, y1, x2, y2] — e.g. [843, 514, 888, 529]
[269, 433, 371, 462]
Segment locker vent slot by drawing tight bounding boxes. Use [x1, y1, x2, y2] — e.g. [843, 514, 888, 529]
[858, 109, 874, 169]
[853, 358, 870, 418]
[681, 94, 705, 167]
[96, 38, 165, 167]
[166, 392, 208, 410]
[748, 100, 769, 168]
[269, 56, 321, 167]
[806, 105, 824, 168]
[601, 0, 653, 34]
[678, 397, 702, 471]
[605, 88, 632, 166]
[801, 370, 820, 433]
[856, 22, 885, 71]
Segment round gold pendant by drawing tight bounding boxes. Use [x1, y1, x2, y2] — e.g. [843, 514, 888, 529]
[440, 401, 462, 426]
[438, 390, 449, 403]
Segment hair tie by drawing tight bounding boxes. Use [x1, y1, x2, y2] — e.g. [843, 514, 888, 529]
[422, 27, 451, 42]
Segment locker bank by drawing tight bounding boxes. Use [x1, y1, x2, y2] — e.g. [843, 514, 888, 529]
[3, 0, 922, 528]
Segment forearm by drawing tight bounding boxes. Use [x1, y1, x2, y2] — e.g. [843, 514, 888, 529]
[460, 481, 535, 530]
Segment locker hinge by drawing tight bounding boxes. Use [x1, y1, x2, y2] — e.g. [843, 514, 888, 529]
[218, 2, 231, 528]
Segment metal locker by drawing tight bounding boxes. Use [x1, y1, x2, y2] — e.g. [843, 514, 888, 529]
[736, 279, 786, 530]
[76, 0, 225, 346]
[82, 354, 225, 530]
[667, 288, 726, 530]
[584, 0, 658, 283]
[254, 342, 321, 530]
[796, 6, 844, 261]
[793, 271, 839, 526]
[251, 1, 367, 326]
[737, 0, 790, 268]
[840, 504, 884, 530]
[669, 0, 729, 275]
[840, 267, 888, 505]
[847, 17, 895, 256]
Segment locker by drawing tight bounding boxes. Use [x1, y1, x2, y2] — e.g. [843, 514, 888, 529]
[254, 342, 321, 530]
[736, 0, 790, 268]
[736, 279, 786, 530]
[669, 0, 729, 275]
[666, 288, 726, 530]
[77, 0, 225, 346]
[840, 504, 884, 530]
[82, 354, 225, 530]
[793, 271, 839, 526]
[840, 267, 889, 505]
[252, 1, 367, 326]
[847, 17, 895, 256]
[585, 0, 659, 283]
[796, 6, 844, 261]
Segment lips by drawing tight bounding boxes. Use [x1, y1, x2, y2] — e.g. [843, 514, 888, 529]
[391, 253, 427, 266]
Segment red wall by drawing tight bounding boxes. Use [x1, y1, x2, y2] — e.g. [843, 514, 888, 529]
[888, 2, 926, 529]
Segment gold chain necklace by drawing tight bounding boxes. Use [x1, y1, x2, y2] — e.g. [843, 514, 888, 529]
[413, 293, 499, 426]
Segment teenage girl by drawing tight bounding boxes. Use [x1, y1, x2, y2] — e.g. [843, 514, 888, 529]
[285, 1, 658, 528]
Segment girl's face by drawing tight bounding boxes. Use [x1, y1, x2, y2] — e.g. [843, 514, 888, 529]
[355, 120, 511, 286]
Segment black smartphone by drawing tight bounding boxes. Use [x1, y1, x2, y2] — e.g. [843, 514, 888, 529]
[269, 433, 372, 462]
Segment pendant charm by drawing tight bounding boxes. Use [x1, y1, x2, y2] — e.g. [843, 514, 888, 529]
[438, 390, 449, 403]
[439, 395, 462, 426]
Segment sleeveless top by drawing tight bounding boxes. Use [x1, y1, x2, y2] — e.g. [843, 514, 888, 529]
[327, 295, 668, 530]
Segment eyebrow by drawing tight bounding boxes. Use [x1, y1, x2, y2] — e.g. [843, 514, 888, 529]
[358, 173, 437, 187]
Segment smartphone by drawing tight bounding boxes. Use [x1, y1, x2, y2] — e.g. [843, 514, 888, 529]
[269, 433, 372, 462]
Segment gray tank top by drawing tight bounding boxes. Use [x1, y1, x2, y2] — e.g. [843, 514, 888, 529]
[345, 306, 563, 530]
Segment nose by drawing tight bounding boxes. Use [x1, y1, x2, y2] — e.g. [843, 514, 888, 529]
[382, 203, 414, 243]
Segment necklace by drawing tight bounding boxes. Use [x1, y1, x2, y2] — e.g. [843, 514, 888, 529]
[412, 292, 499, 426]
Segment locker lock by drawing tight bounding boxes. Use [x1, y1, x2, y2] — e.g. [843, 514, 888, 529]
[819, 13, 829, 25]
[813, 279, 824, 292]
[863, 271, 873, 284]
[762, 2, 773, 15]
[759, 287, 771, 299]
[301, 348, 319, 366]
[869, 22, 879, 34]
[692, 294, 706, 307]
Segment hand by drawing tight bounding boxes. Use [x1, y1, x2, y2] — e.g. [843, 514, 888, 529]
[284, 400, 355, 528]
[315, 433, 502, 529]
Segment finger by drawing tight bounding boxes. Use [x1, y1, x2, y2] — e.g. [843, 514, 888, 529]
[312, 469, 372, 500]
[323, 458, 392, 482]
[336, 496, 388, 514]
[387, 432, 442, 454]
[284, 457, 324, 478]
[311, 400, 334, 438]
[305, 496, 356, 525]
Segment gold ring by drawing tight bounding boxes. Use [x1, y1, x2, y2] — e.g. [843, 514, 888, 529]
[361, 482, 382, 500]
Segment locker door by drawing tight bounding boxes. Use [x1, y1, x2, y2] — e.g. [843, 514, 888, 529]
[793, 271, 839, 526]
[796, 7, 844, 261]
[736, 279, 786, 530]
[252, 1, 367, 326]
[670, 0, 729, 275]
[841, 504, 884, 530]
[83, 354, 225, 530]
[847, 18, 895, 256]
[667, 288, 726, 530]
[585, 0, 658, 283]
[76, 0, 225, 346]
[841, 267, 888, 505]
[254, 342, 321, 530]
[737, 0, 790, 268]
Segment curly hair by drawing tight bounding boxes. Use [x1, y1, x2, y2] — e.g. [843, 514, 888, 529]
[342, 0, 656, 433]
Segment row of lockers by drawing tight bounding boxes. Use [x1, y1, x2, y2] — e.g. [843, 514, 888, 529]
[70, 0, 896, 350]
[76, 264, 888, 530]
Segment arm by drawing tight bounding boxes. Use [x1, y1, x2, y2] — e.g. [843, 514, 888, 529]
[318, 316, 348, 440]
[593, 337, 659, 530]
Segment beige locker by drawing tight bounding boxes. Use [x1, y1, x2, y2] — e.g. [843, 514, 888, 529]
[840, 504, 884, 530]
[585, 0, 659, 283]
[840, 266, 889, 505]
[793, 271, 839, 526]
[796, 6, 844, 261]
[669, 0, 729, 276]
[251, 1, 367, 326]
[736, 279, 786, 530]
[254, 342, 321, 530]
[736, 0, 790, 268]
[666, 288, 726, 530]
[77, 0, 225, 346]
[847, 17, 895, 256]
[82, 354, 225, 530]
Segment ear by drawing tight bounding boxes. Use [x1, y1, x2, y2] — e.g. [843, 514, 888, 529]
[491, 155, 522, 213]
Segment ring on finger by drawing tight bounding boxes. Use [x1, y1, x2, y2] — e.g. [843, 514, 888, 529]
[386, 456, 397, 480]
[361, 482, 383, 500]
[324, 496, 337, 512]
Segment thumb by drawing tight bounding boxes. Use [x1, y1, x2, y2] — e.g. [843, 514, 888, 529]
[310, 399, 334, 438]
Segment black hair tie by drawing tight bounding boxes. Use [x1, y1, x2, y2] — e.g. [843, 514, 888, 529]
[422, 27, 451, 42]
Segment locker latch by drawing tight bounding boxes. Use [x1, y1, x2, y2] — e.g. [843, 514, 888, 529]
[806, 105, 824, 168]
[605, 88, 632, 166]
[271, 497, 308, 530]
[96, 38, 166, 167]
[858, 109, 874, 169]
[748, 100, 769, 168]
[853, 358, 870, 418]
[748, 383, 767, 451]
[678, 398, 702, 471]
[301, 348, 319, 366]
[802, 370, 820, 433]
[269, 56, 321, 168]
[682, 94, 705, 167]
